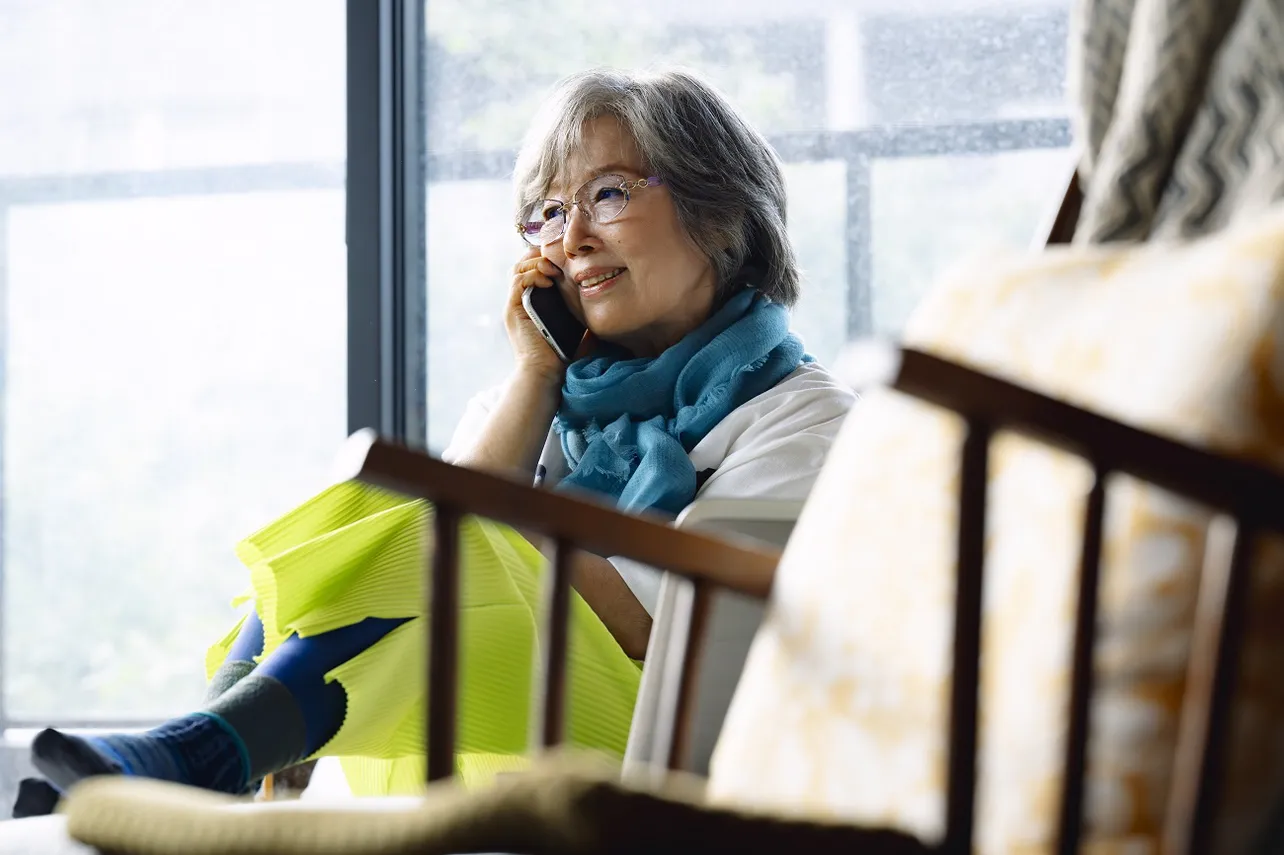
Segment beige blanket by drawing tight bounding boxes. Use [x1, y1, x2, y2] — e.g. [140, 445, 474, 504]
[52, 754, 926, 855]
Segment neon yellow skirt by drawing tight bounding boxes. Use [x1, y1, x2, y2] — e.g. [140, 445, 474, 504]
[205, 481, 641, 796]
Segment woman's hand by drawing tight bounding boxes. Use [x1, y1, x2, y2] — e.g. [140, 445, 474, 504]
[507, 247, 570, 389]
[450, 248, 574, 478]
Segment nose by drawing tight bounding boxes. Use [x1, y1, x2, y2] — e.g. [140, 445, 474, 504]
[561, 203, 599, 257]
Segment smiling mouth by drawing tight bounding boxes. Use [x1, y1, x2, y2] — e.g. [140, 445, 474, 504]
[580, 268, 625, 289]
[578, 268, 625, 297]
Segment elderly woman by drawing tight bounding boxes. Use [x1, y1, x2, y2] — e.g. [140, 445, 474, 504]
[24, 67, 853, 804]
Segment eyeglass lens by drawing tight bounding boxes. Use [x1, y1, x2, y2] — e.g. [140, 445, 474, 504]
[520, 174, 630, 246]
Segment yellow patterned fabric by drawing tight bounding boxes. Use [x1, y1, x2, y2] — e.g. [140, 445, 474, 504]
[709, 203, 1284, 853]
[206, 481, 641, 796]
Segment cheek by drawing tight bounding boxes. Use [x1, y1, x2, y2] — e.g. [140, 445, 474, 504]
[636, 240, 707, 301]
[647, 218, 706, 279]
[602, 220, 704, 304]
[541, 246, 568, 269]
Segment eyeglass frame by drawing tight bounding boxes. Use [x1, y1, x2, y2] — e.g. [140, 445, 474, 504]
[516, 174, 664, 246]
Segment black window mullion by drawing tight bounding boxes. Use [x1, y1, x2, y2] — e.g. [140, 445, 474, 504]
[346, 0, 426, 446]
[0, 203, 9, 734]
[397, 0, 427, 448]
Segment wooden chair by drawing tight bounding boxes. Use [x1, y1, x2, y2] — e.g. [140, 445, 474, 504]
[334, 336, 1284, 854]
[255, 153, 1091, 807]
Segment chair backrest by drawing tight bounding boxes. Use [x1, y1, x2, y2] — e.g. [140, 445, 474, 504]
[846, 344, 1284, 855]
[337, 334, 1284, 853]
[624, 499, 805, 778]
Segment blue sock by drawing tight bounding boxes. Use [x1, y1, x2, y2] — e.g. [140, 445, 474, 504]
[32, 616, 412, 794]
[91, 713, 248, 791]
[31, 713, 250, 795]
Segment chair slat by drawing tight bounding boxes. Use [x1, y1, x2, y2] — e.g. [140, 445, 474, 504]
[426, 504, 461, 783]
[943, 421, 992, 855]
[1056, 470, 1108, 855]
[648, 579, 714, 773]
[667, 581, 713, 771]
[537, 537, 574, 749]
[1164, 517, 1256, 855]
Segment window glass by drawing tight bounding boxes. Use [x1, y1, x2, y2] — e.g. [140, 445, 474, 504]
[423, 0, 1074, 451]
[0, 0, 347, 724]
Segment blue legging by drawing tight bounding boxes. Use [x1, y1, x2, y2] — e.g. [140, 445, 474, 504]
[224, 610, 410, 754]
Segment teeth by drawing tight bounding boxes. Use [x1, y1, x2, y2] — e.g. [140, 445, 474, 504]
[581, 268, 623, 287]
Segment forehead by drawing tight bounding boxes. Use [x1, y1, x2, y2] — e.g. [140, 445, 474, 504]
[546, 115, 644, 198]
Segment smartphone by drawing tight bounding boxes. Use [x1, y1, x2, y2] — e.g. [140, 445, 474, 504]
[522, 285, 588, 362]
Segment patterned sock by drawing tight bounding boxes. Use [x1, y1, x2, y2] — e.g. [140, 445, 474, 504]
[32, 616, 410, 795]
[22, 610, 266, 810]
[205, 674, 310, 782]
[32, 712, 248, 795]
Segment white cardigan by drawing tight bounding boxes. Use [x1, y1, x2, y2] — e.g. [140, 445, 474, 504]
[442, 362, 856, 615]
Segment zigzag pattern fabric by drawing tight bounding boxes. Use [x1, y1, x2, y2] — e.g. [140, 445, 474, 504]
[1072, 0, 1281, 243]
[1152, 0, 1284, 238]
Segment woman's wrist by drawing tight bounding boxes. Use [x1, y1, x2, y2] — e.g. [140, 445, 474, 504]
[453, 368, 562, 476]
[512, 363, 565, 397]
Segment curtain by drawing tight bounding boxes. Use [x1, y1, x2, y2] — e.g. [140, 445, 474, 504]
[1071, 0, 1284, 242]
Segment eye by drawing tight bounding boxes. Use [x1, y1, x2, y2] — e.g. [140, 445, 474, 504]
[541, 203, 564, 221]
[593, 186, 625, 204]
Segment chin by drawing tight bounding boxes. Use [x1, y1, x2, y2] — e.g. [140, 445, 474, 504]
[584, 308, 634, 342]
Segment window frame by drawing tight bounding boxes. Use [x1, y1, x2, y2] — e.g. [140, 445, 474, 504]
[346, 0, 428, 445]
[0, 0, 1071, 754]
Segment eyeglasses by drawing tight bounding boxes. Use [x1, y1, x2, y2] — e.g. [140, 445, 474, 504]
[517, 173, 663, 246]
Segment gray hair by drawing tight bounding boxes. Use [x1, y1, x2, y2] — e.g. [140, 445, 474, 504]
[513, 67, 800, 307]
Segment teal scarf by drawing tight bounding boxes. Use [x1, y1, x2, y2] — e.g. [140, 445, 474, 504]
[554, 288, 806, 516]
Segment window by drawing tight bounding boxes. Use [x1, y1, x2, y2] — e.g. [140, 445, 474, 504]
[0, 0, 347, 753]
[0, 0, 1075, 809]
[422, 0, 1075, 451]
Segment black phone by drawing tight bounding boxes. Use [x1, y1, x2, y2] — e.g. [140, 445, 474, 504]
[522, 285, 588, 362]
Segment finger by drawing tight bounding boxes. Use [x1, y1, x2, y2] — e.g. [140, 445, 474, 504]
[512, 249, 562, 276]
[518, 266, 555, 286]
[510, 269, 554, 300]
[520, 258, 558, 277]
[514, 257, 561, 279]
[514, 246, 541, 267]
[513, 248, 541, 274]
